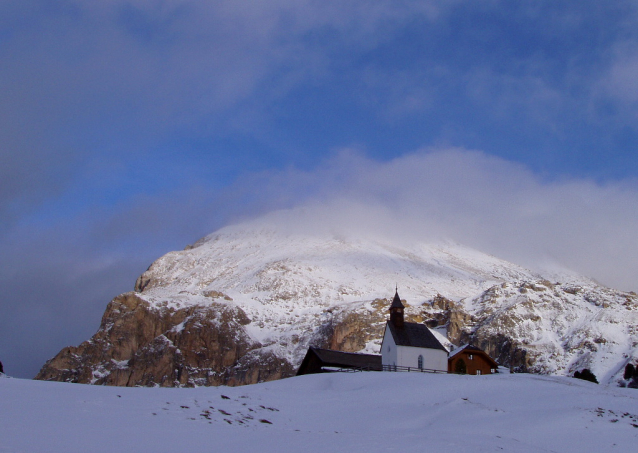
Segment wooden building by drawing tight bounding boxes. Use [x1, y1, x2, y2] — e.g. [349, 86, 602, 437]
[381, 290, 448, 372]
[448, 344, 498, 375]
[296, 347, 383, 375]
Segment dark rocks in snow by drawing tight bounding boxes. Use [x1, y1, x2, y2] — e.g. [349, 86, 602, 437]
[574, 368, 599, 384]
[622, 363, 638, 389]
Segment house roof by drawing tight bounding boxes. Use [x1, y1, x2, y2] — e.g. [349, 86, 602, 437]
[311, 347, 382, 369]
[448, 344, 498, 366]
[449, 344, 483, 358]
[386, 321, 447, 351]
[296, 347, 382, 375]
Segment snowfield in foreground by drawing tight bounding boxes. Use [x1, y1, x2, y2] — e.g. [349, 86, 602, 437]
[3, 372, 638, 452]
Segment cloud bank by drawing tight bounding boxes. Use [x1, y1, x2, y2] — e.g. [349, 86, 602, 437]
[227, 149, 638, 291]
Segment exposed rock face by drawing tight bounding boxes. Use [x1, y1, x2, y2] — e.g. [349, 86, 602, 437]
[36, 293, 294, 386]
[314, 299, 388, 353]
[456, 281, 638, 381]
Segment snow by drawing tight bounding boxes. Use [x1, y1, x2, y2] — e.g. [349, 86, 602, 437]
[140, 225, 549, 312]
[2, 372, 638, 452]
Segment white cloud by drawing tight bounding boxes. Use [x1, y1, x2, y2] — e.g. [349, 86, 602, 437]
[226, 148, 638, 291]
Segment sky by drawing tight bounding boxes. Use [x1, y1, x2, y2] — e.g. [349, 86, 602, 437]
[2, 0, 638, 379]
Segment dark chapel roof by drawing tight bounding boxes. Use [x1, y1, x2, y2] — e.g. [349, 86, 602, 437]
[386, 320, 447, 352]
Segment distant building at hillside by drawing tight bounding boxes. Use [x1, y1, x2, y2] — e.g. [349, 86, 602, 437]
[448, 344, 498, 375]
[297, 290, 499, 377]
[380, 290, 448, 372]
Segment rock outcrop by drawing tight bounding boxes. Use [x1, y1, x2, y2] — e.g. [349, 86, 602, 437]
[36, 292, 294, 386]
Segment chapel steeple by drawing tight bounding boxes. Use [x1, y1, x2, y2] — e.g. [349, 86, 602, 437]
[389, 287, 405, 328]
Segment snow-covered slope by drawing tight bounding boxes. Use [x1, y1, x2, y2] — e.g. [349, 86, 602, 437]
[134, 220, 550, 361]
[465, 280, 638, 383]
[139, 222, 544, 306]
[5, 372, 638, 452]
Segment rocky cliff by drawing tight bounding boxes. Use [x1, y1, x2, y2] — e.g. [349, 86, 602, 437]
[36, 218, 638, 386]
[37, 292, 294, 386]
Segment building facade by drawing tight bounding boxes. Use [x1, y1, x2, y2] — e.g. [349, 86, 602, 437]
[448, 344, 499, 375]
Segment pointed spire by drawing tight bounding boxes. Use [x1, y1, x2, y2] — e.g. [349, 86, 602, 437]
[389, 287, 405, 327]
[390, 287, 404, 309]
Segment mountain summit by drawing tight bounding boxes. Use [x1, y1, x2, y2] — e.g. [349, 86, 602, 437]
[37, 212, 638, 386]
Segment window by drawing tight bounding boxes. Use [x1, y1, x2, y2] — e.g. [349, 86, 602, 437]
[476, 370, 481, 375]
[418, 355, 423, 370]
[468, 354, 473, 360]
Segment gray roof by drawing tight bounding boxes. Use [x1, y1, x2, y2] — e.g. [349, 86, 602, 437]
[387, 321, 447, 351]
[311, 348, 382, 369]
[296, 347, 383, 375]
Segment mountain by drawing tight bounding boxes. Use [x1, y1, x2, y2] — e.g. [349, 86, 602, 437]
[7, 371, 638, 452]
[36, 211, 638, 386]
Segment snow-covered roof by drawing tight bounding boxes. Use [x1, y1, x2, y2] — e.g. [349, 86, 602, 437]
[449, 344, 473, 359]
[449, 344, 498, 366]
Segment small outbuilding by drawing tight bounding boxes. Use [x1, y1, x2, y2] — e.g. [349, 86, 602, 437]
[381, 290, 448, 372]
[448, 344, 498, 375]
[296, 347, 383, 375]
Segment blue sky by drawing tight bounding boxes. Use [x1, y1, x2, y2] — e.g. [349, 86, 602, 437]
[2, 1, 638, 378]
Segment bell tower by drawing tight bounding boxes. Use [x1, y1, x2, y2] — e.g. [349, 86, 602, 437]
[389, 287, 405, 328]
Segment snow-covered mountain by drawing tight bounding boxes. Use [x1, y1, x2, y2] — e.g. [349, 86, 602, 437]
[36, 210, 638, 386]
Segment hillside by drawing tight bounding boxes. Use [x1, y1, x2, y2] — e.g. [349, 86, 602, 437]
[4, 372, 638, 452]
[36, 210, 638, 386]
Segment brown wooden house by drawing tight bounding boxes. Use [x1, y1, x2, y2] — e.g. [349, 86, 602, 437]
[448, 344, 498, 375]
[296, 347, 383, 375]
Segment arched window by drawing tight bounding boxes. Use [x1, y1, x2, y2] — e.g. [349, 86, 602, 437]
[418, 355, 423, 370]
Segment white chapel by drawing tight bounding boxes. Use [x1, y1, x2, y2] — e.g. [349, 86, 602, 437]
[381, 289, 448, 372]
